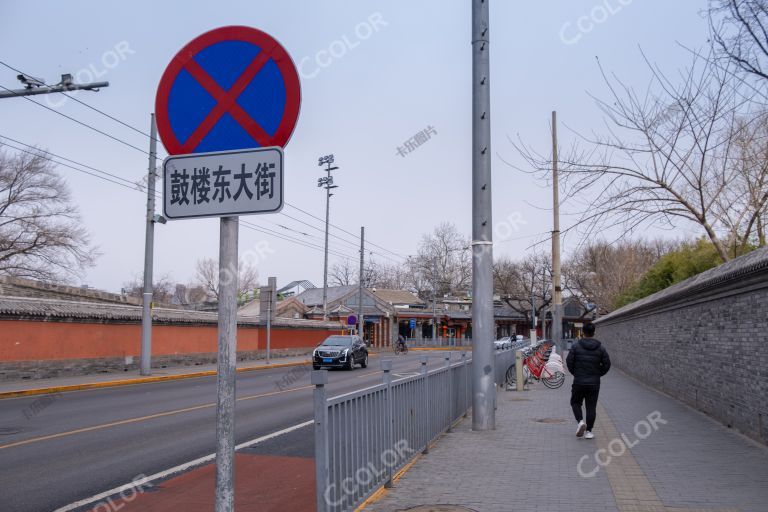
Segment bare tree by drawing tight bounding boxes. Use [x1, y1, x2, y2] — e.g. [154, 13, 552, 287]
[715, 113, 768, 249]
[173, 283, 209, 305]
[514, 51, 757, 261]
[330, 259, 356, 286]
[410, 222, 471, 299]
[195, 257, 259, 300]
[378, 263, 413, 290]
[0, 150, 94, 281]
[710, 0, 768, 82]
[493, 253, 552, 324]
[563, 239, 674, 312]
[122, 274, 175, 304]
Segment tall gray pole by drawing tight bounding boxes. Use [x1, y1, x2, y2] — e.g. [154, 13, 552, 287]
[215, 217, 239, 512]
[140, 114, 157, 376]
[551, 111, 564, 355]
[317, 156, 338, 321]
[471, 0, 496, 431]
[266, 276, 275, 365]
[433, 261, 438, 341]
[358, 227, 365, 340]
[322, 182, 331, 321]
[530, 280, 537, 345]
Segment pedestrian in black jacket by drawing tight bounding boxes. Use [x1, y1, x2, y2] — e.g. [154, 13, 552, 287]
[566, 323, 610, 439]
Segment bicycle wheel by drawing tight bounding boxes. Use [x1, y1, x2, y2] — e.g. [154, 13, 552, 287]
[506, 363, 529, 386]
[505, 364, 517, 386]
[542, 371, 565, 389]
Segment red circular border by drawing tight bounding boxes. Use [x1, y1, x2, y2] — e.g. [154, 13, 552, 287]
[155, 25, 301, 155]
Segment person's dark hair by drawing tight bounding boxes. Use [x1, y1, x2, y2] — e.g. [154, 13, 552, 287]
[584, 323, 596, 337]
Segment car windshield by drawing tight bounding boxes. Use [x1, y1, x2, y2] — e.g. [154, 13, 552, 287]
[321, 336, 354, 347]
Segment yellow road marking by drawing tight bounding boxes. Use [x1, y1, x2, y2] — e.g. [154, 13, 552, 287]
[0, 360, 312, 400]
[0, 384, 313, 451]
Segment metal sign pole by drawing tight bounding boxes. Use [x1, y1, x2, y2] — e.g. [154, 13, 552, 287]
[215, 216, 239, 512]
[471, 0, 496, 431]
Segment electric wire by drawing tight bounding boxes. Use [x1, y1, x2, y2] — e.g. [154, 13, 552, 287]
[1, 61, 406, 260]
[0, 139, 358, 259]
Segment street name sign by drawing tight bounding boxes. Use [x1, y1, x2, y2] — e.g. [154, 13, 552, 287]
[155, 25, 301, 511]
[163, 147, 283, 220]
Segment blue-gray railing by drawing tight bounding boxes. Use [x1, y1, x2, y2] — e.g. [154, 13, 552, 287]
[311, 345, 525, 512]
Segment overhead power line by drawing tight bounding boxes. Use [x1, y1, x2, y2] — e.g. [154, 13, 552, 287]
[1, 60, 405, 261]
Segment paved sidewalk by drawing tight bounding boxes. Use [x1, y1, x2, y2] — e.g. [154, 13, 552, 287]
[367, 368, 768, 512]
[0, 355, 312, 396]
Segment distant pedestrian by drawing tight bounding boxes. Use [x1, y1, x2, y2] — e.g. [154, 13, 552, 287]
[566, 323, 610, 439]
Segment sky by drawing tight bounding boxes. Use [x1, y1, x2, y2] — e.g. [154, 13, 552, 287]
[0, 0, 711, 293]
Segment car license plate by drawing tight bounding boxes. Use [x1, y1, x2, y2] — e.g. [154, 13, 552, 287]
[323, 358, 333, 363]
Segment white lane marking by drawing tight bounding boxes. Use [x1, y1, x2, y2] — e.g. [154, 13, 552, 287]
[53, 419, 313, 512]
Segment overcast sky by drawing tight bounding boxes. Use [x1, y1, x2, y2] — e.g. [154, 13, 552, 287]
[0, 1, 709, 293]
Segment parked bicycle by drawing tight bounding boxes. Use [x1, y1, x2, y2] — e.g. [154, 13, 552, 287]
[505, 341, 565, 389]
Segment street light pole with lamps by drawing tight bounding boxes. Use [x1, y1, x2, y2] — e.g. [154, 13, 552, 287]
[317, 155, 339, 321]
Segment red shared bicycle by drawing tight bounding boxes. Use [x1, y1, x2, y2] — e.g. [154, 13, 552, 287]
[505, 342, 565, 389]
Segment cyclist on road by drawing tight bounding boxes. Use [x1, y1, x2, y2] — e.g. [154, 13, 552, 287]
[397, 334, 407, 353]
[566, 323, 611, 440]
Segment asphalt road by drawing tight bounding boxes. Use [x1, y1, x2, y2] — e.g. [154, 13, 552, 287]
[0, 352, 452, 512]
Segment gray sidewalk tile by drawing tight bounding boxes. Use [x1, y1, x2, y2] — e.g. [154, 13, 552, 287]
[367, 366, 768, 512]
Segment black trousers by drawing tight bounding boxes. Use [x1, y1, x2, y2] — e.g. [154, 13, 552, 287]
[570, 384, 600, 431]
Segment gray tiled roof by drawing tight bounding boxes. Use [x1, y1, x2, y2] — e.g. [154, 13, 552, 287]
[599, 246, 768, 322]
[0, 276, 141, 305]
[370, 289, 423, 305]
[277, 280, 316, 294]
[0, 295, 340, 329]
[294, 286, 357, 306]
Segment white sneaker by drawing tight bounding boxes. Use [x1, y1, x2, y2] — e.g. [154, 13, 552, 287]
[576, 420, 586, 437]
[585, 431, 594, 439]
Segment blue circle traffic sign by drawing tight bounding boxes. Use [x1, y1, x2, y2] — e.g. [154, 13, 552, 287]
[156, 26, 301, 155]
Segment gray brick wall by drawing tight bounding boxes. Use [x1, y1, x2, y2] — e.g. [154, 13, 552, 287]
[596, 247, 768, 445]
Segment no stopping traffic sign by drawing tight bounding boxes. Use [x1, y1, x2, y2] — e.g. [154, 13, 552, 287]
[155, 26, 301, 155]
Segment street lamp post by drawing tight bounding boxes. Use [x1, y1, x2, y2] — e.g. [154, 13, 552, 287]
[317, 155, 339, 321]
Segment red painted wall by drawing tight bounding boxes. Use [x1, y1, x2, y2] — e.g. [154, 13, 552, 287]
[0, 320, 339, 362]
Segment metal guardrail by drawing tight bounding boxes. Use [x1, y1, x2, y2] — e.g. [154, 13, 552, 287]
[311, 347, 522, 512]
[405, 337, 470, 348]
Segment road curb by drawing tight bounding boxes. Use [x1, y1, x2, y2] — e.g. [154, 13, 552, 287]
[0, 360, 312, 400]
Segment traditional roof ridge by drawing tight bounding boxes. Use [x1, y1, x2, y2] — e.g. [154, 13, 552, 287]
[599, 246, 768, 322]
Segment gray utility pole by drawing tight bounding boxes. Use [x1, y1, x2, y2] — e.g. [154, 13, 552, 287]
[471, 0, 496, 431]
[140, 114, 159, 376]
[433, 261, 439, 341]
[317, 155, 339, 321]
[266, 276, 276, 365]
[0, 73, 108, 99]
[215, 217, 239, 512]
[358, 227, 365, 340]
[530, 280, 537, 345]
[551, 111, 564, 355]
